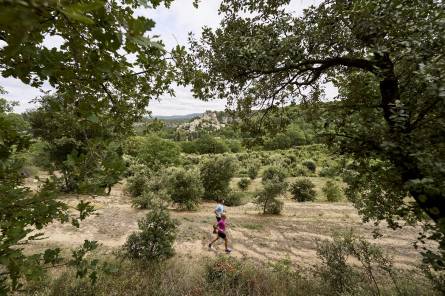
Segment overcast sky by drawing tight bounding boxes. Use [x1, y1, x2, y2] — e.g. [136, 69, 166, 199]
[1, 0, 326, 116]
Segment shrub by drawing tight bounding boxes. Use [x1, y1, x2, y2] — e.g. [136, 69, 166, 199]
[263, 197, 283, 215]
[238, 178, 251, 191]
[123, 206, 177, 262]
[166, 168, 204, 210]
[303, 160, 316, 173]
[206, 256, 243, 290]
[316, 233, 358, 294]
[180, 141, 198, 154]
[195, 135, 229, 154]
[290, 179, 316, 202]
[127, 168, 170, 209]
[131, 190, 170, 209]
[319, 166, 338, 177]
[255, 178, 287, 214]
[200, 156, 237, 200]
[226, 139, 243, 153]
[287, 154, 297, 163]
[263, 133, 292, 150]
[124, 135, 181, 168]
[323, 180, 343, 202]
[247, 162, 261, 180]
[125, 171, 149, 197]
[289, 164, 310, 177]
[28, 140, 53, 171]
[225, 191, 246, 206]
[316, 230, 400, 295]
[262, 166, 287, 183]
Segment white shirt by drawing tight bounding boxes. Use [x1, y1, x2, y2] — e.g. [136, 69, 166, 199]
[215, 204, 224, 217]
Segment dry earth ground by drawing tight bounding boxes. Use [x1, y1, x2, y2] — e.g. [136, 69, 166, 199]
[25, 177, 422, 268]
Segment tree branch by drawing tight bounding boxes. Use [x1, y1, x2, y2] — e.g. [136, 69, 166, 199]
[242, 56, 378, 77]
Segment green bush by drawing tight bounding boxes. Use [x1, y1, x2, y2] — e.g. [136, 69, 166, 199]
[247, 161, 261, 179]
[226, 139, 243, 153]
[303, 160, 316, 173]
[262, 166, 287, 183]
[322, 180, 343, 202]
[127, 168, 170, 209]
[200, 156, 237, 200]
[238, 178, 251, 191]
[131, 190, 170, 209]
[124, 135, 181, 168]
[255, 178, 287, 214]
[180, 141, 198, 154]
[225, 191, 247, 206]
[290, 179, 316, 202]
[195, 135, 229, 154]
[166, 167, 204, 210]
[289, 164, 310, 177]
[316, 230, 401, 295]
[263, 197, 283, 215]
[125, 171, 149, 197]
[27, 140, 53, 171]
[319, 166, 338, 177]
[123, 206, 177, 262]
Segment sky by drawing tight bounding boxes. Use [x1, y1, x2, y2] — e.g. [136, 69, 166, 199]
[1, 0, 327, 116]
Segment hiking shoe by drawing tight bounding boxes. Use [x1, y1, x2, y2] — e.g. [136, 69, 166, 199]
[208, 244, 213, 250]
[225, 248, 232, 253]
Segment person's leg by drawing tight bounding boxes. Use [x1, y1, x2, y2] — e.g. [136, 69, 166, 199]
[224, 237, 228, 250]
[209, 236, 219, 247]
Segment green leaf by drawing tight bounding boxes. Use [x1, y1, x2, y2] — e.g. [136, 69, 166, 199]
[60, 10, 95, 25]
[87, 114, 99, 123]
[59, 0, 104, 25]
[130, 36, 165, 51]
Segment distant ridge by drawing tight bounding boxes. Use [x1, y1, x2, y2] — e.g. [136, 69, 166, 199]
[148, 113, 202, 121]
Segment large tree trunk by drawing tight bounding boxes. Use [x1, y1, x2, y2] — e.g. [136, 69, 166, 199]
[378, 54, 445, 226]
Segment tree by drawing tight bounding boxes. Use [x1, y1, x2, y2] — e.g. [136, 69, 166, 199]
[3, 0, 178, 190]
[194, 135, 229, 154]
[290, 179, 317, 202]
[323, 180, 343, 202]
[124, 135, 182, 169]
[1, 0, 178, 291]
[143, 118, 165, 134]
[123, 206, 177, 262]
[255, 176, 287, 214]
[25, 95, 127, 194]
[166, 167, 204, 210]
[180, 0, 445, 269]
[0, 95, 95, 292]
[200, 155, 237, 200]
[262, 166, 286, 183]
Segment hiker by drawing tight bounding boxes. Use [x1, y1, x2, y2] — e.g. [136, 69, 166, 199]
[209, 213, 231, 253]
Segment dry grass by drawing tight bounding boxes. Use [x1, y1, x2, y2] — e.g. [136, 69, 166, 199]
[20, 255, 436, 296]
[24, 176, 423, 269]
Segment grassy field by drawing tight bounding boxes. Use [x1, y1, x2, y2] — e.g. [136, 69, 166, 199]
[25, 176, 422, 269]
